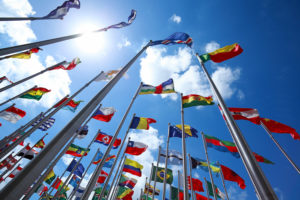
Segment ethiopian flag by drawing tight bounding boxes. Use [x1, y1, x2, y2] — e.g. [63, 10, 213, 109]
[66, 144, 89, 157]
[200, 43, 243, 63]
[19, 87, 51, 101]
[182, 94, 214, 108]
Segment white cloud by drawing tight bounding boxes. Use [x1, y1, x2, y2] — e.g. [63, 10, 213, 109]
[228, 185, 248, 200]
[170, 14, 182, 24]
[274, 187, 284, 200]
[61, 154, 74, 166]
[118, 37, 132, 49]
[205, 41, 220, 53]
[237, 90, 245, 100]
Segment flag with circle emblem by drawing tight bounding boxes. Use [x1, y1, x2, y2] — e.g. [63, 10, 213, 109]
[150, 166, 173, 184]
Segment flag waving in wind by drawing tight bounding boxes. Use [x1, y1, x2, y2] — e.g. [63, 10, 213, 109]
[5, 48, 41, 59]
[51, 57, 81, 70]
[151, 32, 193, 47]
[42, 0, 80, 19]
[139, 79, 176, 95]
[92, 107, 116, 122]
[0, 106, 26, 123]
[106, 9, 136, 29]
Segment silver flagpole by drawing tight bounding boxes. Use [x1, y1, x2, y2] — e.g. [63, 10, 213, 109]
[162, 123, 170, 200]
[0, 103, 15, 114]
[0, 61, 66, 93]
[201, 132, 218, 200]
[196, 54, 278, 200]
[142, 177, 148, 200]
[260, 121, 300, 174]
[140, 188, 143, 200]
[109, 156, 127, 200]
[80, 81, 145, 200]
[146, 163, 154, 199]
[178, 170, 181, 200]
[180, 93, 189, 200]
[151, 146, 161, 200]
[0, 152, 15, 180]
[0, 17, 56, 21]
[188, 154, 195, 200]
[204, 177, 210, 199]
[169, 184, 172, 200]
[0, 85, 37, 107]
[217, 162, 229, 200]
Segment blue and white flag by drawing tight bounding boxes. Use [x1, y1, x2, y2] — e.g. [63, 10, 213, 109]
[150, 32, 193, 47]
[159, 149, 183, 165]
[67, 160, 85, 178]
[32, 117, 55, 131]
[106, 9, 136, 29]
[74, 186, 85, 200]
[43, 0, 80, 19]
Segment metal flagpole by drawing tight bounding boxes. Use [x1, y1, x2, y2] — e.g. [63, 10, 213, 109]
[178, 170, 181, 200]
[188, 154, 195, 200]
[0, 61, 66, 93]
[0, 17, 55, 21]
[0, 85, 37, 107]
[217, 162, 230, 200]
[195, 54, 278, 200]
[146, 163, 154, 199]
[201, 132, 218, 200]
[109, 156, 127, 200]
[162, 123, 170, 200]
[169, 184, 172, 200]
[140, 188, 143, 200]
[180, 93, 189, 200]
[0, 152, 15, 181]
[143, 177, 148, 200]
[152, 146, 161, 200]
[261, 122, 300, 174]
[204, 177, 210, 199]
[80, 81, 145, 200]
[0, 103, 15, 114]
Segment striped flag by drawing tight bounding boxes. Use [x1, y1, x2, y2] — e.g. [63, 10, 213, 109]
[32, 117, 55, 131]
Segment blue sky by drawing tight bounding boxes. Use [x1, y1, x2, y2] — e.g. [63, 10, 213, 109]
[0, 0, 300, 199]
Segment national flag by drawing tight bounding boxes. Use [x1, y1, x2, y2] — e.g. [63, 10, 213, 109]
[107, 9, 136, 29]
[220, 164, 246, 189]
[0, 154, 18, 170]
[97, 170, 108, 183]
[129, 116, 156, 130]
[6, 48, 41, 59]
[188, 176, 204, 192]
[116, 186, 134, 200]
[54, 97, 83, 112]
[66, 143, 89, 157]
[0, 106, 26, 123]
[195, 193, 212, 200]
[8, 166, 23, 178]
[261, 118, 300, 140]
[94, 131, 121, 149]
[190, 157, 220, 173]
[69, 175, 81, 188]
[125, 141, 148, 155]
[169, 125, 198, 138]
[44, 170, 56, 185]
[56, 192, 68, 200]
[76, 125, 89, 139]
[74, 186, 85, 199]
[0, 76, 13, 84]
[42, 0, 80, 19]
[199, 43, 243, 63]
[94, 70, 120, 81]
[159, 149, 183, 165]
[34, 139, 45, 149]
[35, 184, 48, 196]
[66, 160, 85, 177]
[92, 107, 116, 122]
[170, 186, 190, 200]
[144, 183, 160, 196]
[11, 135, 24, 146]
[94, 185, 110, 197]
[32, 117, 55, 131]
[92, 151, 116, 168]
[51, 57, 81, 70]
[19, 87, 51, 101]
[123, 158, 143, 177]
[206, 180, 226, 199]
[151, 32, 193, 47]
[228, 107, 260, 125]
[119, 174, 137, 189]
[52, 178, 70, 191]
[151, 166, 173, 184]
[141, 195, 156, 200]
[139, 79, 175, 95]
[17, 145, 38, 160]
[182, 94, 214, 108]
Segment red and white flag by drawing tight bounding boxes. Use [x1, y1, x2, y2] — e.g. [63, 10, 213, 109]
[0, 154, 18, 170]
[125, 141, 148, 155]
[17, 145, 38, 160]
[51, 57, 81, 70]
[92, 107, 116, 122]
[0, 106, 26, 123]
[228, 107, 260, 124]
[97, 170, 108, 183]
[8, 166, 23, 178]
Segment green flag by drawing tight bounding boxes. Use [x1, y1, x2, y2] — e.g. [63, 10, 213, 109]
[94, 187, 108, 196]
[170, 186, 191, 200]
[141, 194, 153, 200]
[151, 166, 173, 184]
[206, 180, 226, 199]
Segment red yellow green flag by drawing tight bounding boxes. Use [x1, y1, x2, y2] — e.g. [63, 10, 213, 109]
[182, 94, 214, 108]
[19, 87, 51, 101]
[34, 139, 45, 149]
[7, 48, 41, 59]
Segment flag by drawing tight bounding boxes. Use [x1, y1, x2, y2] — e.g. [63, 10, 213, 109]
[42, 0, 80, 19]
[8, 166, 23, 178]
[17, 145, 38, 160]
[52, 178, 70, 191]
[200, 43, 243, 63]
[220, 164, 246, 189]
[144, 183, 160, 196]
[66, 160, 85, 177]
[74, 186, 85, 199]
[44, 170, 56, 185]
[188, 176, 204, 192]
[35, 184, 48, 196]
[129, 116, 156, 130]
[34, 139, 45, 149]
[54, 97, 83, 112]
[94, 70, 120, 81]
[125, 141, 148, 155]
[0, 154, 18, 170]
[261, 118, 300, 140]
[170, 186, 190, 200]
[69, 175, 80, 188]
[0, 106, 26, 123]
[141, 195, 156, 200]
[151, 166, 173, 184]
[139, 79, 175, 95]
[123, 158, 143, 177]
[94, 131, 121, 149]
[169, 125, 198, 138]
[94, 185, 109, 197]
[97, 170, 108, 183]
[19, 87, 51, 101]
[119, 174, 137, 189]
[195, 193, 212, 200]
[57, 192, 68, 200]
[7, 48, 41, 59]
[32, 117, 55, 131]
[228, 107, 260, 125]
[51, 57, 81, 70]
[0, 76, 13, 84]
[151, 32, 193, 47]
[11, 135, 24, 146]
[66, 143, 89, 157]
[159, 149, 183, 165]
[182, 94, 214, 108]
[190, 157, 220, 173]
[93, 151, 116, 167]
[206, 180, 226, 199]
[107, 9, 136, 29]
[92, 107, 116, 122]
[76, 125, 89, 139]
[116, 186, 134, 200]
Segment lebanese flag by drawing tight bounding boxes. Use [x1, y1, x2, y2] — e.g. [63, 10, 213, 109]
[187, 176, 204, 192]
[125, 141, 148, 156]
[0, 106, 26, 123]
[95, 132, 121, 149]
[8, 166, 23, 178]
[228, 107, 260, 124]
[92, 107, 116, 122]
[97, 170, 108, 183]
[220, 164, 246, 189]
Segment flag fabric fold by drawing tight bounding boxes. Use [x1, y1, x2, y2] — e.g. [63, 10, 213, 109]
[125, 141, 148, 155]
[151, 32, 193, 47]
[129, 116, 156, 130]
[0, 154, 17, 170]
[17, 145, 38, 160]
[8, 166, 23, 178]
[92, 107, 116, 122]
[159, 149, 183, 165]
[42, 0, 80, 19]
[139, 79, 176, 95]
[51, 57, 81, 70]
[119, 174, 137, 190]
[66, 160, 85, 177]
[182, 94, 214, 108]
[151, 166, 173, 184]
[54, 97, 83, 112]
[220, 164, 246, 189]
[169, 125, 198, 138]
[19, 87, 51, 101]
[6, 48, 41, 59]
[76, 125, 89, 139]
[123, 158, 143, 177]
[144, 183, 160, 196]
[106, 9, 136, 29]
[116, 186, 134, 200]
[66, 144, 89, 157]
[206, 180, 226, 199]
[94, 131, 121, 149]
[93, 151, 116, 168]
[32, 117, 55, 131]
[97, 170, 108, 183]
[0, 106, 26, 123]
[44, 170, 56, 185]
[190, 157, 220, 173]
[94, 70, 120, 81]
[34, 139, 45, 149]
[187, 176, 204, 192]
[228, 107, 260, 124]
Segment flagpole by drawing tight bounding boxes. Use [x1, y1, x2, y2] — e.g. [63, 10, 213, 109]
[143, 177, 148, 200]
[162, 123, 170, 200]
[146, 163, 154, 199]
[188, 154, 195, 200]
[260, 122, 300, 174]
[204, 177, 210, 199]
[0, 103, 15, 115]
[152, 146, 161, 200]
[201, 132, 218, 200]
[180, 93, 189, 200]
[0, 61, 66, 93]
[80, 81, 145, 200]
[99, 113, 137, 199]
[140, 188, 143, 200]
[169, 184, 172, 200]
[3, 164, 21, 183]
[0, 17, 54, 21]
[109, 156, 127, 200]
[0, 152, 15, 181]
[178, 170, 181, 200]
[196, 54, 278, 200]
[217, 162, 229, 200]
[0, 85, 37, 107]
